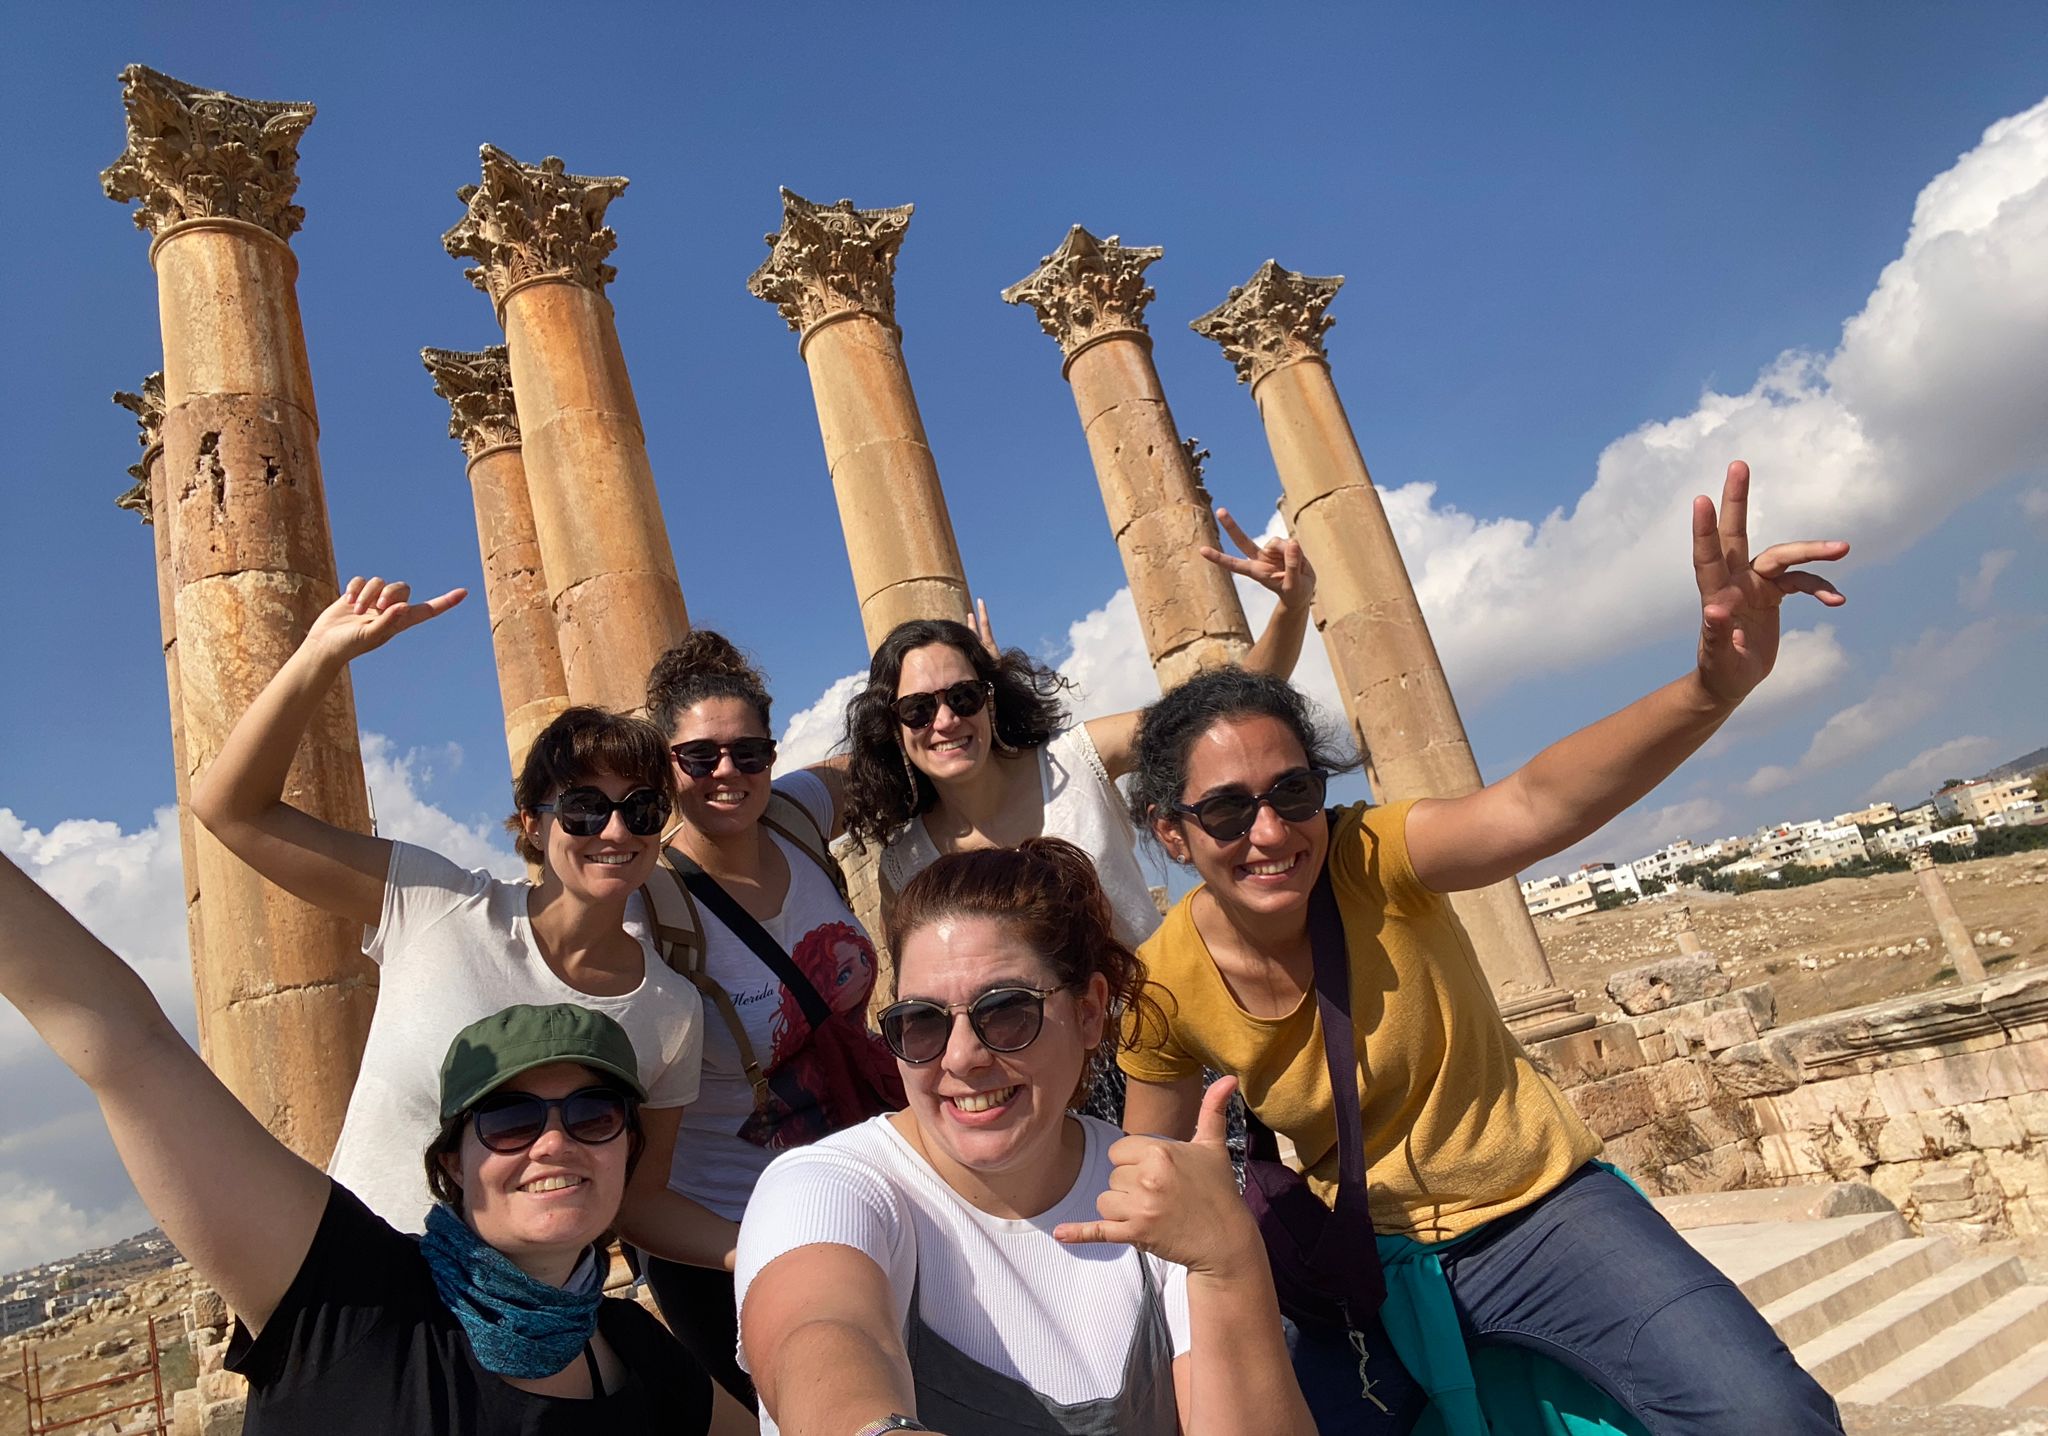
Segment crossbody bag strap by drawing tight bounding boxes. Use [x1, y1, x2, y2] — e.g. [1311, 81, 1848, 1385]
[1307, 845, 1368, 1197]
[761, 791, 851, 906]
[672, 853, 835, 1031]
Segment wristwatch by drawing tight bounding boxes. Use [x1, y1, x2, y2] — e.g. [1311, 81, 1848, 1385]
[853, 1418, 931, 1435]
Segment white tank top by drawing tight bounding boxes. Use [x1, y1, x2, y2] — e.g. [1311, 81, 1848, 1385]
[881, 725, 1163, 947]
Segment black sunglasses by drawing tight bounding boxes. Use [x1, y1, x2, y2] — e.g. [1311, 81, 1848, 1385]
[533, 786, 671, 838]
[892, 679, 992, 732]
[877, 985, 1055, 1064]
[1171, 768, 1330, 842]
[469, 1086, 634, 1153]
[670, 738, 777, 779]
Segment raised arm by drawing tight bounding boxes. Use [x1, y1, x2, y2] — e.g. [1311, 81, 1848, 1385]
[1407, 461, 1848, 893]
[1059, 1079, 1315, 1436]
[800, 754, 854, 841]
[741, 1244, 922, 1435]
[190, 577, 465, 928]
[0, 852, 329, 1334]
[615, 1104, 741, 1272]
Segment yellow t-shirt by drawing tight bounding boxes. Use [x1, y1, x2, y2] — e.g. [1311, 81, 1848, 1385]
[1119, 799, 1599, 1242]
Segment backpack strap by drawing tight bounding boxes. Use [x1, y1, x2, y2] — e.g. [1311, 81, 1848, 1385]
[640, 850, 771, 1108]
[760, 789, 850, 906]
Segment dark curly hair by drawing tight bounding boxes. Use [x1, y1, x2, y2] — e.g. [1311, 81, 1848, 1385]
[504, 707, 677, 864]
[839, 618, 1072, 852]
[886, 837, 1166, 1106]
[645, 630, 773, 739]
[1126, 667, 1358, 845]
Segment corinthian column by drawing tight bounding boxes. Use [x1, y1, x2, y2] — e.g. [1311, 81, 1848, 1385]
[102, 66, 380, 1154]
[1194, 261, 1590, 1040]
[421, 346, 569, 776]
[747, 189, 971, 650]
[1004, 227, 1249, 688]
[443, 147, 688, 710]
[114, 374, 210, 1057]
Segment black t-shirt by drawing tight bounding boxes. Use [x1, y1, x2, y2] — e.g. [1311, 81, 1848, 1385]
[226, 1184, 712, 1435]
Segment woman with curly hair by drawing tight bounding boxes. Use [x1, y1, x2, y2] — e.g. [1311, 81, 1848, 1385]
[637, 629, 904, 1405]
[838, 512, 1317, 947]
[735, 838, 1315, 1436]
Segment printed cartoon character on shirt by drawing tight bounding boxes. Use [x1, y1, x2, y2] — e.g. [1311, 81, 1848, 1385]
[739, 922, 906, 1149]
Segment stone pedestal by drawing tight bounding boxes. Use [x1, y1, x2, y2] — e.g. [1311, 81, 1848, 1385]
[103, 66, 378, 1160]
[747, 189, 971, 650]
[421, 346, 570, 775]
[444, 147, 689, 711]
[1003, 227, 1249, 687]
[1910, 850, 1987, 981]
[1195, 261, 1589, 1040]
[115, 375, 210, 1057]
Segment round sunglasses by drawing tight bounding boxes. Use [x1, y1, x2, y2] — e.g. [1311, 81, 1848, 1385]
[877, 985, 1056, 1064]
[532, 786, 671, 838]
[670, 737, 777, 779]
[892, 679, 993, 732]
[1171, 768, 1330, 842]
[468, 1086, 634, 1153]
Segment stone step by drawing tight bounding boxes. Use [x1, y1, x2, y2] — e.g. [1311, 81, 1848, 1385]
[1949, 1330, 2048, 1409]
[1793, 1255, 2026, 1393]
[1681, 1210, 1908, 1307]
[1654, 1182, 1894, 1232]
[1757, 1236, 1959, 1349]
[1837, 1283, 2048, 1406]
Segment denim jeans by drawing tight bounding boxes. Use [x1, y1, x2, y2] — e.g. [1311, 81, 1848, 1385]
[1291, 1165, 1843, 1435]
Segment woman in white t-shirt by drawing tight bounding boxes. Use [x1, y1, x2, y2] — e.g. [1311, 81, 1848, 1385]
[736, 838, 1313, 1436]
[191, 578, 728, 1269]
[837, 510, 1317, 950]
[636, 631, 905, 1404]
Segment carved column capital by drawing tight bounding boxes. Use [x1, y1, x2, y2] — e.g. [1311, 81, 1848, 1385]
[1191, 260, 1344, 387]
[113, 372, 167, 522]
[747, 188, 914, 339]
[421, 345, 520, 459]
[101, 66, 315, 243]
[1001, 226, 1162, 362]
[443, 146, 629, 310]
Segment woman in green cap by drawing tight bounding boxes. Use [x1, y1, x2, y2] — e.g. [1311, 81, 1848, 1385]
[0, 850, 756, 1434]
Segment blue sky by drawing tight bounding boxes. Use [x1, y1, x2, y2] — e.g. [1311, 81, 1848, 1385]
[2, 4, 2046, 1266]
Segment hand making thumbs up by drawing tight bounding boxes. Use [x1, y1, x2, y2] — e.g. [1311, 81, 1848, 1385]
[1053, 1077, 1264, 1278]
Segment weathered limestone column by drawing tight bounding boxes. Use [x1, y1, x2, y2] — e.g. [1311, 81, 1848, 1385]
[103, 66, 379, 1156]
[444, 147, 688, 711]
[1672, 903, 1704, 955]
[1003, 227, 1250, 688]
[1910, 850, 1986, 981]
[421, 346, 569, 775]
[1195, 261, 1590, 1040]
[747, 189, 971, 650]
[114, 374, 210, 1057]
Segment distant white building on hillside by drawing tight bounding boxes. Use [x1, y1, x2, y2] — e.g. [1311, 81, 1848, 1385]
[1834, 801, 1898, 828]
[1935, 779, 2039, 825]
[1793, 823, 1869, 869]
[1523, 877, 1599, 920]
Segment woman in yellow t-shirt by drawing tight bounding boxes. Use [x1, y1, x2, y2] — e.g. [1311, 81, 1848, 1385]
[1119, 463, 1848, 1435]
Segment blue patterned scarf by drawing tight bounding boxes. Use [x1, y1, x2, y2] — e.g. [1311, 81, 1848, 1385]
[418, 1203, 604, 1378]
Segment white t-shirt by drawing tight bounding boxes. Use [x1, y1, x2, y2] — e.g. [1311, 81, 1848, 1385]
[326, 842, 703, 1233]
[664, 772, 885, 1221]
[735, 1114, 1192, 1434]
[882, 725, 1163, 947]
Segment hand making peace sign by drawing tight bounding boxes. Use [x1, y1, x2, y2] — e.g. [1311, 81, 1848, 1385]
[1200, 506, 1317, 614]
[1693, 461, 1849, 708]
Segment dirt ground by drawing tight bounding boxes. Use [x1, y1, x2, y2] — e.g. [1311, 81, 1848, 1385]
[0, 1266, 193, 1433]
[1536, 850, 2048, 1026]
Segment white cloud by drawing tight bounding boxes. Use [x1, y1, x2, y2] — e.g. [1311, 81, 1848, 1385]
[1741, 617, 2017, 794]
[2023, 483, 2048, 532]
[0, 1174, 151, 1274]
[1867, 735, 2006, 803]
[1959, 548, 2016, 610]
[1713, 623, 1851, 741]
[1551, 796, 1729, 874]
[362, 735, 522, 879]
[778, 671, 863, 770]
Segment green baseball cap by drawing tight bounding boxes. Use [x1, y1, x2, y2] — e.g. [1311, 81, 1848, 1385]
[438, 1003, 646, 1122]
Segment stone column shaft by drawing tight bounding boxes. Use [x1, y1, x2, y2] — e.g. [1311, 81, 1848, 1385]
[1911, 851, 1987, 982]
[1196, 262, 1590, 1039]
[422, 346, 570, 776]
[104, 67, 380, 1158]
[1005, 228, 1249, 688]
[444, 147, 688, 711]
[748, 189, 971, 651]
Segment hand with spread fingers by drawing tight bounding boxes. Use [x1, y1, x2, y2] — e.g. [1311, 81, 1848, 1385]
[1200, 507, 1316, 616]
[1692, 461, 1849, 708]
[307, 575, 468, 668]
[1054, 1077, 1261, 1278]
